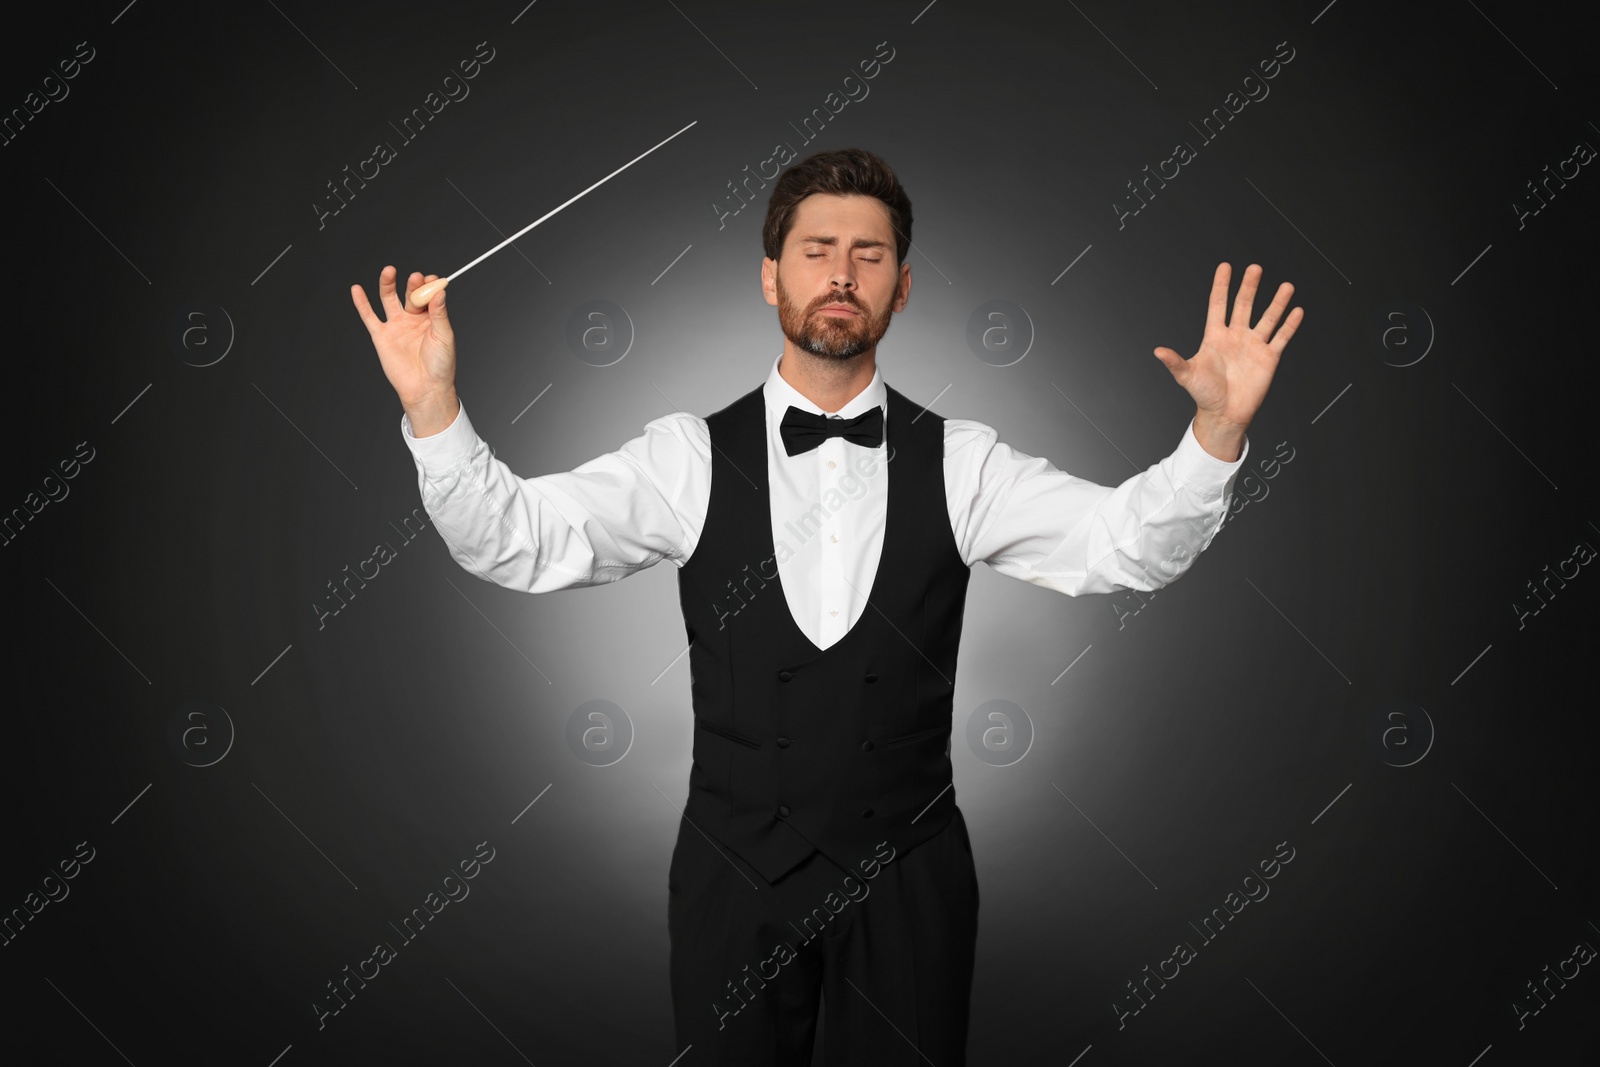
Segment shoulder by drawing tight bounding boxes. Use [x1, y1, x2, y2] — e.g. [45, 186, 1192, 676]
[638, 410, 709, 453]
[940, 417, 1000, 461]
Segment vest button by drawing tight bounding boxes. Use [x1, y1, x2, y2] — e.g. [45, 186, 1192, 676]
[864, 673, 878, 683]
[778, 805, 791, 818]
[860, 740, 874, 751]
[777, 736, 790, 748]
[861, 808, 874, 818]
[778, 670, 794, 682]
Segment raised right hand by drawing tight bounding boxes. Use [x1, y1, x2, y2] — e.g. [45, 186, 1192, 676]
[351, 265, 459, 432]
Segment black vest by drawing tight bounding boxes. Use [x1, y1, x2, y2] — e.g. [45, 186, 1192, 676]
[676, 382, 973, 882]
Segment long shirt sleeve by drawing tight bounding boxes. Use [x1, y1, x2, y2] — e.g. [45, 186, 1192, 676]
[945, 416, 1247, 595]
[401, 398, 708, 593]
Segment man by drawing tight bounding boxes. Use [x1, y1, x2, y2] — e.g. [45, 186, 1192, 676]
[351, 146, 1302, 1065]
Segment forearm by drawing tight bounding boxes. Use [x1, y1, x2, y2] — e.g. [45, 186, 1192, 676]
[982, 420, 1247, 597]
[1053, 461, 1233, 595]
[406, 399, 603, 593]
[417, 441, 609, 593]
[405, 401, 695, 593]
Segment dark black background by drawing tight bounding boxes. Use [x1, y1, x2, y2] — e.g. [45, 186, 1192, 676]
[2, 1, 1595, 1063]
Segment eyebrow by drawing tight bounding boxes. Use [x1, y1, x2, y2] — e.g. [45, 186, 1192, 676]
[795, 235, 892, 251]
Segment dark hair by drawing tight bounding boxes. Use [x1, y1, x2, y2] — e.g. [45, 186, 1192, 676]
[762, 147, 913, 267]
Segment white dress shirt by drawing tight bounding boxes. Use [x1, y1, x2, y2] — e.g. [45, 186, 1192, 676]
[401, 353, 1249, 651]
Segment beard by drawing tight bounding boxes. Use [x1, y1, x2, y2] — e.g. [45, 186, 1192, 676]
[775, 273, 894, 360]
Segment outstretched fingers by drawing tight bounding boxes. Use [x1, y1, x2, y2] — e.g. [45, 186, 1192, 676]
[1231, 263, 1263, 328]
[355, 267, 444, 331]
[1205, 262, 1231, 333]
[1267, 305, 1305, 355]
[351, 283, 383, 336]
[1251, 281, 1294, 337]
[377, 265, 407, 319]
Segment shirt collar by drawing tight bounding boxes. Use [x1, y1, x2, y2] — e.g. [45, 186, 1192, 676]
[762, 351, 886, 420]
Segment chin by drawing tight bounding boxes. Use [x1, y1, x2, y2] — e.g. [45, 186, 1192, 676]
[802, 338, 870, 360]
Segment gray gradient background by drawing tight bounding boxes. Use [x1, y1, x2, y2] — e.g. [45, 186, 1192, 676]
[3, 0, 1596, 1063]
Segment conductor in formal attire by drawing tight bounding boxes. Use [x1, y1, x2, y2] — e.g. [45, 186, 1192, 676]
[351, 147, 1303, 1065]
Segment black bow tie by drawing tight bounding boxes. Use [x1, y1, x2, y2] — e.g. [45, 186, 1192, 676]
[779, 404, 884, 456]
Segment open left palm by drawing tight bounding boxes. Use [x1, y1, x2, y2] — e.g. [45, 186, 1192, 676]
[1154, 262, 1303, 430]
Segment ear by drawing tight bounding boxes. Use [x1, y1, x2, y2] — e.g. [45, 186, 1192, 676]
[761, 257, 778, 307]
[892, 260, 911, 312]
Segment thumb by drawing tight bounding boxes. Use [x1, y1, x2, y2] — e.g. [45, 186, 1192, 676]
[1152, 346, 1185, 379]
[428, 287, 452, 330]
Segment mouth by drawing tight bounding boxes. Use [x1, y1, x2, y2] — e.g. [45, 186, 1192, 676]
[816, 304, 860, 317]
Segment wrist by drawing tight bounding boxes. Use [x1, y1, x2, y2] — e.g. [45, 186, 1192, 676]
[405, 388, 460, 438]
[1191, 409, 1246, 462]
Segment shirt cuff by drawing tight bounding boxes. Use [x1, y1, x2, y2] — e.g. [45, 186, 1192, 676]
[1169, 418, 1249, 502]
[401, 397, 478, 474]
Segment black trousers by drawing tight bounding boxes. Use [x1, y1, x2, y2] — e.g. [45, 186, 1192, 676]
[667, 806, 980, 1066]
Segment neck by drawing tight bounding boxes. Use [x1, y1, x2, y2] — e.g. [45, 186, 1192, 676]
[777, 345, 877, 413]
